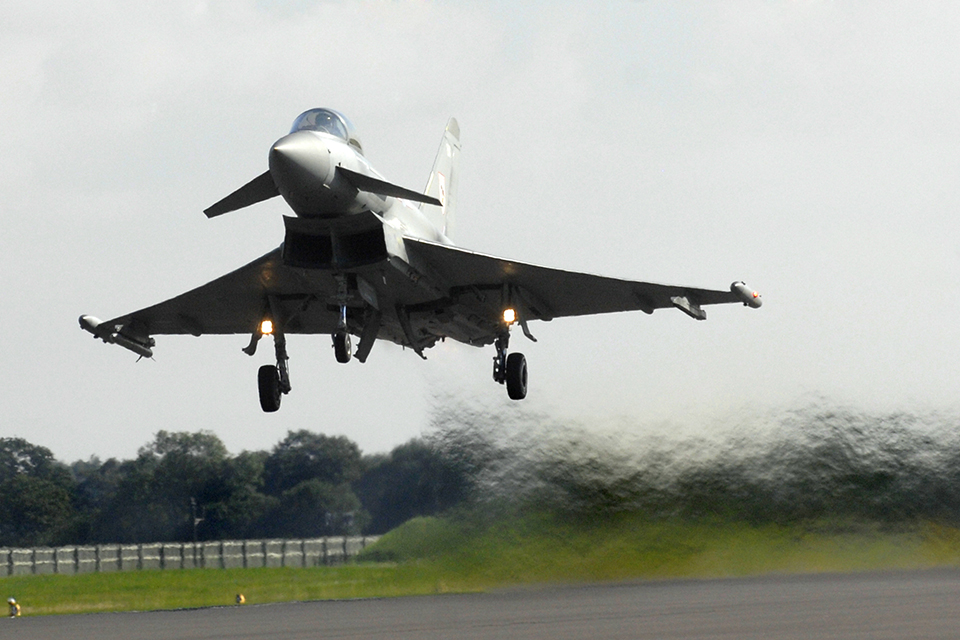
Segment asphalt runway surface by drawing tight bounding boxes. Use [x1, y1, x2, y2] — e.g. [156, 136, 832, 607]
[9, 569, 960, 639]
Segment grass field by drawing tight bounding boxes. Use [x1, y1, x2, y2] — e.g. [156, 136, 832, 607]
[6, 514, 960, 616]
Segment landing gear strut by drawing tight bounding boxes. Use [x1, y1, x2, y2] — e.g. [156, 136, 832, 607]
[493, 332, 527, 400]
[333, 302, 352, 363]
[258, 330, 291, 413]
[329, 277, 356, 364]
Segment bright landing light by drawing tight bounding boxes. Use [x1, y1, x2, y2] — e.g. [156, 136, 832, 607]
[260, 319, 274, 335]
[502, 308, 517, 324]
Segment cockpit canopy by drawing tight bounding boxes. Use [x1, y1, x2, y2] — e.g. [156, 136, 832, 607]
[290, 108, 363, 154]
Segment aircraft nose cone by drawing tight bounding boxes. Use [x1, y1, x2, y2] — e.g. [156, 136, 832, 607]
[269, 131, 333, 215]
[269, 131, 322, 171]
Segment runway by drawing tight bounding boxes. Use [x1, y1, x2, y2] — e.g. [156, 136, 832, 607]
[10, 569, 960, 639]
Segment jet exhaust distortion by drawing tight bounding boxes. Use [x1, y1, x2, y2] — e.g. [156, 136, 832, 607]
[81, 109, 761, 412]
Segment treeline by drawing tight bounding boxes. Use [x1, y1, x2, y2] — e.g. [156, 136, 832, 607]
[6, 402, 960, 548]
[0, 430, 471, 548]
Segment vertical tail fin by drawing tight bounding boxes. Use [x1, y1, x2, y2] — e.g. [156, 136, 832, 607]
[421, 118, 460, 239]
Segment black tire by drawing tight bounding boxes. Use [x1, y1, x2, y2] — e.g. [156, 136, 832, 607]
[505, 352, 528, 400]
[333, 331, 352, 364]
[258, 364, 281, 412]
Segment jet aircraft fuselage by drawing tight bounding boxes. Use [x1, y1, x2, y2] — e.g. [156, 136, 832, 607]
[81, 108, 761, 412]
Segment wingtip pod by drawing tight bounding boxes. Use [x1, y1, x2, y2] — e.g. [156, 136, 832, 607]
[731, 281, 762, 308]
[79, 315, 102, 334]
[79, 315, 155, 358]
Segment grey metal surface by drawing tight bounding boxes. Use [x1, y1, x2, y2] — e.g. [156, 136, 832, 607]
[9, 569, 960, 639]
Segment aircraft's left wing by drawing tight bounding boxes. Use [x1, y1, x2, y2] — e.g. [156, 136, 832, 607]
[403, 237, 760, 323]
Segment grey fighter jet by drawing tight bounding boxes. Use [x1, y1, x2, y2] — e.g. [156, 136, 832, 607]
[80, 108, 762, 412]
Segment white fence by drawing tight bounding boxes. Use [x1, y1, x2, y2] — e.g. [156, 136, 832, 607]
[0, 537, 379, 577]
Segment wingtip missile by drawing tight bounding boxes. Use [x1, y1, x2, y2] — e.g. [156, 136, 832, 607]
[80, 315, 155, 358]
[730, 281, 762, 308]
[79, 314, 102, 335]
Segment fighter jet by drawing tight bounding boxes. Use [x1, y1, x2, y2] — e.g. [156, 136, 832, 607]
[80, 108, 762, 412]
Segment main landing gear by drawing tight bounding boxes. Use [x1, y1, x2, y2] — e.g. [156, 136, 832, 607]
[493, 332, 528, 400]
[257, 331, 291, 413]
[333, 331, 352, 363]
[256, 301, 356, 412]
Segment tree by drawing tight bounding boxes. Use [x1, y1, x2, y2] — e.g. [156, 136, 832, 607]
[203, 450, 275, 540]
[355, 439, 471, 534]
[0, 438, 72, 486]
[265, 479, 362, 538]
[0, 438, 79, 546]
[0, 475, 78, 546]
[263, 431, 362, 495]
[88, 430, 235, 543]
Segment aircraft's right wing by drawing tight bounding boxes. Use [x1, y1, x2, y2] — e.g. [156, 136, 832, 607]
[403, 237, 761, 322]
[79, 247, 345, 358]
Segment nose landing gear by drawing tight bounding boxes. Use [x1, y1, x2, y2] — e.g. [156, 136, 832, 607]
[330, 280, 356, 364]
[333, 331, 352, 363]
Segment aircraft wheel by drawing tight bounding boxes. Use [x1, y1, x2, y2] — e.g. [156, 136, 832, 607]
[258, 364, 282, 412]
[333, 331, 352, 363]
[505, 352, 528, 400]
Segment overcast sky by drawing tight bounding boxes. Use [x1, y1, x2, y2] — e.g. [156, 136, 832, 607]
[3, 1, 960, 462]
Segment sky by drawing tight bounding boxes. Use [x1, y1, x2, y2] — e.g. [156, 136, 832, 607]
[3, 1, 960, 462]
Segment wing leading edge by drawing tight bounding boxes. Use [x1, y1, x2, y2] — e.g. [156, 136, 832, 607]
[402, 237, 756, 323]
[80, 248, 344, 353]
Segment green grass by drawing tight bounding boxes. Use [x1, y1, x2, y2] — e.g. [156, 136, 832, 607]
[8, 515, 960, 616]
[365, 514, 960, 582]
[1, 563, 460, 616]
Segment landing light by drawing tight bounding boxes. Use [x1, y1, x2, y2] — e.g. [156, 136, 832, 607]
[502, 308, 517, 324]
[260, 319, 274, 335]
